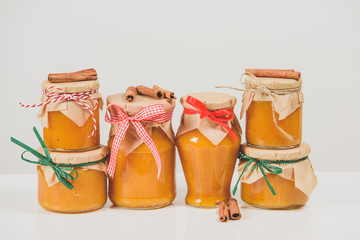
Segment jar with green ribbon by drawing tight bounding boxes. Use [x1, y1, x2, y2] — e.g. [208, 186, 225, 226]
[233, 142, 317, 209]
[11, 127, 108, 213]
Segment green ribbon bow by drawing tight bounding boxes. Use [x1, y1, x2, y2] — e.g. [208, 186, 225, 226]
[11, 127, 107, 190]
[232, 150, 308, 196]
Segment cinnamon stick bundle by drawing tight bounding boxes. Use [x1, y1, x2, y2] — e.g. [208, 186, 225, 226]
[48, 68, 98, 83]
[136, 85, 164, 99]
[219, 201, 229, 223]
[153, 85, 176, 99]
[228, 198, 241, 220]
[245, 69, 301, 80]
[125, 86, 137, 102]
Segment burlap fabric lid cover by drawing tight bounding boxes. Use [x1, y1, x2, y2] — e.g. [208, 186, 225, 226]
[177, 92, 241, 145]
[107, 93, 175, 156]
[240, 75, 304, 120]
[37, 80, 104, 128]
[37, 145, 108, 187]
[239, 142, 317, 196]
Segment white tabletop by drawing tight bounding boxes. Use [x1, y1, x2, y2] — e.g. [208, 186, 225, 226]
[0, 172, 358, 240]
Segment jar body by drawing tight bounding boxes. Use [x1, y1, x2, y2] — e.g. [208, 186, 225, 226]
[246, 101, 302, 149]
[108, 127, 176, 209]
[241, 174, 308, 209]
[37, 166, 107, 213]
[176, 129, 241, 208]
[43, 103, 100, 151]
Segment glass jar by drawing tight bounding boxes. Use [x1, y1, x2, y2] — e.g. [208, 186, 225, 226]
[241, 75, 303, 149]
[176, 92, 242, 208]
[106, 93, 176, 209]
[241, 174, 308, 209]
[108, 127, 176, 208]
[37, 146, 108, 213]
[238, 142, 317, 209]
[38, 80, 103, 151]
[246, 103, 302, 149]
[43, 106, 100, 151]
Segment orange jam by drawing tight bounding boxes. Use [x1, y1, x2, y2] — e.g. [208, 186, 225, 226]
[43, 104, 100, 151]
[176, 128, 241, 208]
[246, 101, 302, 149]
[37, 166, 107, 213]
[108, 127, 176, 209]
[241, 174, 308, 209]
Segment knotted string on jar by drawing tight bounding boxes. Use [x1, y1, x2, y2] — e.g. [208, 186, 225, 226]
[232, 149, 308, 196]
[216, 72, 302, 141]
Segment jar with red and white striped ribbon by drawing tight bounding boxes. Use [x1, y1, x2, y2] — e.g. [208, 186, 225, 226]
[105, 93, 176, 209]
[22, 79, 104, 151]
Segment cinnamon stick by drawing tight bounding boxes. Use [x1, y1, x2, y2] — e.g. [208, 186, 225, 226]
[48, 68, 98, 83]
[136, 85, 164, 99]
[48, 74, 98, 82]
[228, 198, 241, 220]
[245, 69, 301, 80]
[49, 68, 97, 76]
[219, 201, 229, 223]
[125, 86, 137, 102]
[153, 85, 176, 99]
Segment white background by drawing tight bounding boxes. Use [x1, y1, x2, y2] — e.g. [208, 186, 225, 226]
[1, 0, 360, 174]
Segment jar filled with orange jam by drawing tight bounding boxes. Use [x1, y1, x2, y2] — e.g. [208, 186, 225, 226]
[37, 145, 108, 213]
[106, 93, 176, 209]
[176, 92, 242, 208]
[240, 74, 304, 149]
[236, 143, 317, 209]
[38, 80, 103, 151]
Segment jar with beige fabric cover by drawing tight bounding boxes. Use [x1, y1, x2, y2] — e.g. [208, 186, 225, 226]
[237, 142, 317, 209]
[106, 93, 176, 209]
[37, 145, 108, 213]
[176, 92, 242, 208]
[38, 80, 103, 151]
[240, 73, 303, 149]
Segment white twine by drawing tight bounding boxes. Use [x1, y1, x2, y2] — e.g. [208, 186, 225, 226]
[216, 72, 301, 141]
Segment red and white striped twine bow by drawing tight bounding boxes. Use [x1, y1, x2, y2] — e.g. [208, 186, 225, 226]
[105, 104, 173, 180]
[20, 86, 99, 138]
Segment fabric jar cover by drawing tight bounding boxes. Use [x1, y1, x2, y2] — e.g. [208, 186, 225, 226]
[176, 92, 242, 145]
[37, 145, 108, 187]
[106, 93, 175, 156]
[238, 142, 317, 197]
[37, 80, 104, 128]
[240, 75, 303, 121]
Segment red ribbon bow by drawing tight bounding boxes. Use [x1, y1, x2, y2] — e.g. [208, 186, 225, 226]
[183, 96, 237, 140]
[105, 104, 173, 179]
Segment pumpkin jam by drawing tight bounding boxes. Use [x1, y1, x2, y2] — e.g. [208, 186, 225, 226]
[43, 105, 100, 151]
[108, 127, 176, 209]
[176, 128, 241, 208]
[241, 174, 308, 209]
[38, 166, 107, 213]
[246, 101, 302, 149]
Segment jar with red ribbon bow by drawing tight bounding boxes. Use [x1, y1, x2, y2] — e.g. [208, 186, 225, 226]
[106, 93, 176, 209]
[176, 92, 242, 208]
[22, 79, 104, 151]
